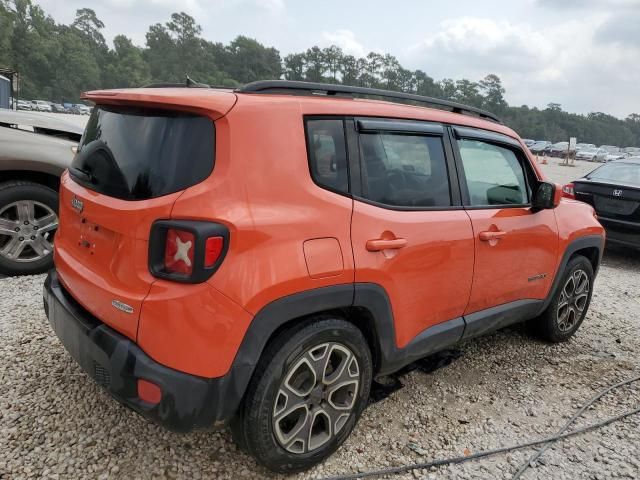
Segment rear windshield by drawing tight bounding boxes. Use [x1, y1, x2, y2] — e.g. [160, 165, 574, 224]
[588, 162, 640, 186]
[71, 106, 214, 200]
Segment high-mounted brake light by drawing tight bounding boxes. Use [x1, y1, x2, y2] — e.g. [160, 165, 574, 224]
[149, 220, 229, 283]
[562, 183, 575, 199]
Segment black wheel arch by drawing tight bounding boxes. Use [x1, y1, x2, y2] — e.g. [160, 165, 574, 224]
[0, 170, 60, 192]
[539, 234, 604, 313]
[225, 234, 604, 419]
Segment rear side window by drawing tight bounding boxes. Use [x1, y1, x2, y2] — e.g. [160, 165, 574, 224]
[457, 139, 529, 206]
[359, 133, 451, 207]
[588, 162, 640, 186]
[71, 106, 214, 200]
[306, 119, 349, 194]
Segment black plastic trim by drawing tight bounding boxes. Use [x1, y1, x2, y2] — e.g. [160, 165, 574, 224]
[149, 220, 229, 284]
[43, 271, 245, 431]
[345, 118, 362, 198]
[540, 234, 605, 312]
[462, 299, 543, 340]
[356, 118, 444, 135]
[453, 126, 521, 148]
[237, 80, 501, 123]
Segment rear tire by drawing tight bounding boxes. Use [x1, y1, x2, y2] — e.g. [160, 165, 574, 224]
[0, 181, 58, 276]
[532, 255, 594, 343]
[231, 317, 372, 473]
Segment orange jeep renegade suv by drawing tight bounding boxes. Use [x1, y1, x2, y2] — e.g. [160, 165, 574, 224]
[43, 80, 605, 472]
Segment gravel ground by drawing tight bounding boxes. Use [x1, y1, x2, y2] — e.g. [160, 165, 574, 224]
[1, 158, 639, 480]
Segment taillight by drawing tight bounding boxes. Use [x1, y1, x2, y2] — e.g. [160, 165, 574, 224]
[149, 220, 229, 283]
[205, 236, 224, 267]
[164, 229, 195, 275]
[562, 183, 575, 199]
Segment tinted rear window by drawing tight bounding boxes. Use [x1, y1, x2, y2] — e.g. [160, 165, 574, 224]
[71, 106, 214, 200]
[588, 162, 640, 186]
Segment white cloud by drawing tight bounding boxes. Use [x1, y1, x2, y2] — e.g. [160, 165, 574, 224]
[321, 29, 367, 57]
[256, 0, 285, 13]
[403, 14, 640, 117]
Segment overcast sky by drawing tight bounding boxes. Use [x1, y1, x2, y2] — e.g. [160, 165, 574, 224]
[38, 0, 640, 118]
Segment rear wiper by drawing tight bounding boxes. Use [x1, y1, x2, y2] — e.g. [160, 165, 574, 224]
[69, 166, 95, 184]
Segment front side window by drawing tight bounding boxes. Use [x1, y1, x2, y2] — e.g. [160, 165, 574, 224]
[306, 119, 349, 194]
[457, 139, 529, 206]
[359, 133, 451, 208]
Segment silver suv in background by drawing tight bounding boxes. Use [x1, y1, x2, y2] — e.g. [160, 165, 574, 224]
[0, 109, 82, 275]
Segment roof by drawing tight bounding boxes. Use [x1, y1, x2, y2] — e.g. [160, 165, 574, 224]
[82, 86, 521, 140]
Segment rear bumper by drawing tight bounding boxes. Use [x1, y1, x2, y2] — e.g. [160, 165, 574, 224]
[43, 270, 247, 432]
[599, 217, 640, 249]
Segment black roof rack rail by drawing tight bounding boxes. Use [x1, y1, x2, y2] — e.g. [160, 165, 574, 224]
[236, 80, 501, 123]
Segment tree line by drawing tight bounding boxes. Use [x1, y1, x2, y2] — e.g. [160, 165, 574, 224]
[1, 0, 639, 147]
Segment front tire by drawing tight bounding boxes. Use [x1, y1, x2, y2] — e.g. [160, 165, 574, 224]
[533, 255, 594, 343]
[232, 318, 372, 473]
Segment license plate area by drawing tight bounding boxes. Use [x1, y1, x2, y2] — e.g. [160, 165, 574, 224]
[594, 196, 638, 216]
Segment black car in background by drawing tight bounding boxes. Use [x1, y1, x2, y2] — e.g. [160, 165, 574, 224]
[529, 140, 551, 155]
[563, 158, 640, 249]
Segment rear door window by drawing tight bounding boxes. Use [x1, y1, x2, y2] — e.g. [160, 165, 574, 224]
[71, 106, 215, 200]
[359, 133, 451, 208]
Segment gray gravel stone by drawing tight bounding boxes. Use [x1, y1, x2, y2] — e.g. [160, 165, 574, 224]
[1, 159, 639, 479]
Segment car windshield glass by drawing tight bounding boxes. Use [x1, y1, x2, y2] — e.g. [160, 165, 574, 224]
[71, 105, 215, 200]
[588, 163, 640, 186]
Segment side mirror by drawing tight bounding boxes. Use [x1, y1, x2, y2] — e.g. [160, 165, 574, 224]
[532, 182, 559, 210]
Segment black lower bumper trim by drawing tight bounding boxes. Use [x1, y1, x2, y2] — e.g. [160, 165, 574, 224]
[43, 271, 246, 432]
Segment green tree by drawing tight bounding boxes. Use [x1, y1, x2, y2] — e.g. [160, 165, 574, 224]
[283, 53, 305, 81]
[304, 46, 325, 82]
[322, 46, 342, 83]
[479, 74, 507, 113]
[224, 36, 281, 83]
[103, 35, 150, 88]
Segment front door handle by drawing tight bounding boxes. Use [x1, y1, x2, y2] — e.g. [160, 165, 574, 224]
[366, 238, 407, 251]
[479, 230, 507, 241]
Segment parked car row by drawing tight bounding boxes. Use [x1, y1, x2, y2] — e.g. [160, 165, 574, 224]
[15, 99, 91, 115]
[526, 139, 639, 162]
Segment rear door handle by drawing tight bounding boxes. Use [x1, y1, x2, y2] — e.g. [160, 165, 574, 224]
[366, 238, 407, 251]
[479, 230, 507, 241]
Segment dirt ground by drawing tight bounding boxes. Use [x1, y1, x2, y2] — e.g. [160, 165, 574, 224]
[1, 158, 639, 480]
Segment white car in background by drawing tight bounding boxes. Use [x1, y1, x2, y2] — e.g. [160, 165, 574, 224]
[605, 152, 627, 162]
[31, 100, 52, 112]
[576, 147, 608, 162]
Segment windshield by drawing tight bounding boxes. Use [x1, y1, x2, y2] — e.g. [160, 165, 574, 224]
[71, 105, 215, 200]
[588, 162, 640, 186]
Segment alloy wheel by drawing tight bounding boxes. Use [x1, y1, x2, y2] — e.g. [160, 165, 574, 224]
[0, 200, 58, 263]
[557, 269, 590, 332]
[273, 342, 360, 454]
